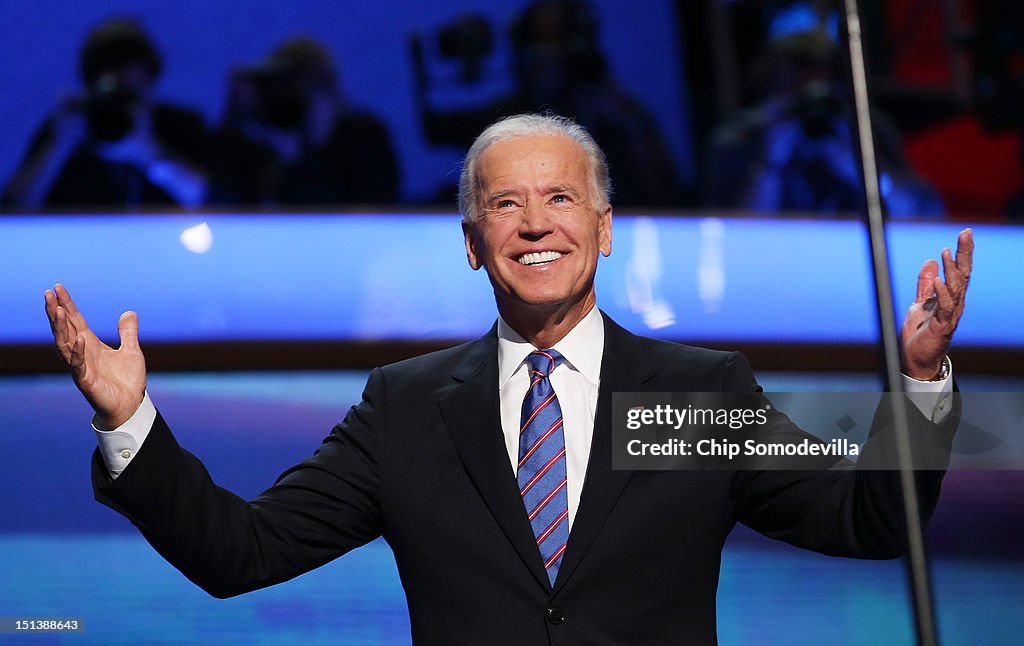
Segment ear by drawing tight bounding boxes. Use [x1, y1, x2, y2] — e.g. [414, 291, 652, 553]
[463, 221, 483, 270]
[598, 205, 612, 257]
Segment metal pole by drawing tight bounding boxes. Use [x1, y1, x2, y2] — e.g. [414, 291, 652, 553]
[842, 2, 939, 645]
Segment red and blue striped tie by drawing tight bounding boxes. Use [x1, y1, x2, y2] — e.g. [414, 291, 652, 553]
[518, 349, 568, 586]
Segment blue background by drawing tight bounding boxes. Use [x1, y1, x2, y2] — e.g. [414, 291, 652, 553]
[2, 214, 1016, 346]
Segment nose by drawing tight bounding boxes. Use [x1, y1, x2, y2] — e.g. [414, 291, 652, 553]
[518, 200, 554, 239]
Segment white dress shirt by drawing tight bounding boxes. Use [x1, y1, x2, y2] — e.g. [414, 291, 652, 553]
[96, 309, 955, 494]
[497, 306, 605, 532]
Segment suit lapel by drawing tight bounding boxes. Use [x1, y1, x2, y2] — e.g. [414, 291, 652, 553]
[437, 325, 552, 592]
[553, 313, 655, 593]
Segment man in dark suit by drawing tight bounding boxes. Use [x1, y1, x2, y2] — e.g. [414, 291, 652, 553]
[45, 113, 973, 644]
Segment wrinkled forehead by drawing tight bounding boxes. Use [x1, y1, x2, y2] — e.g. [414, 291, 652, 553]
[475, 134, 592, 195]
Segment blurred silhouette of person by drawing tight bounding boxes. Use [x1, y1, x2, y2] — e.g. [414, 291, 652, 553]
[2, 18, 210, 209]
[706, 9, 944, 218]
[209, 37, 399, 206]
[413, 0, 681, 207]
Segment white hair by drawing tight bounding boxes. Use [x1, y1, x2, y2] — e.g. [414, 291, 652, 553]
[458, 113, 612, 224]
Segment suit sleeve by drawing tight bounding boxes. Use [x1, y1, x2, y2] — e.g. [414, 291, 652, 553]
[92, 368, 388, 598]
[725, 352, 959, 558]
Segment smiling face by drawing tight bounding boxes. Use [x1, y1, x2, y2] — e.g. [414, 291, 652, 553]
[464, 134, 612, 332]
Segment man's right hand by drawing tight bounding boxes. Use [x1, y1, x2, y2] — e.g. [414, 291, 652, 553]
[44, 284, 147, 429]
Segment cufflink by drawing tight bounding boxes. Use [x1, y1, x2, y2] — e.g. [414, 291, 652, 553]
[921, 357, 951, 382]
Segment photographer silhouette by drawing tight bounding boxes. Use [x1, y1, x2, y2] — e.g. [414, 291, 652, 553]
[3, 18, 210, 209]
[208, 37, 399, 206]
[412, 1, 681, 207]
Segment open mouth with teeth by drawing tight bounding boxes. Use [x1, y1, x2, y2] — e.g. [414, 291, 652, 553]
[517, 251, 564, 266]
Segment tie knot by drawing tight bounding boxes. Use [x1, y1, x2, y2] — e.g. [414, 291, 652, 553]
[527, 349, 563, 378]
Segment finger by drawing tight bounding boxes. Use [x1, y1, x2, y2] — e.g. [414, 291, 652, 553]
[915, 260, 939, 302]
[53, 307, 77, 363]
[933, 276, 956, 321]
[955, 228, 974, 277]
[52, 307, 69, 361]
[118, 311, 140, 352]
[940, 247, 959, 292]
[54, 284, 88, 330]
[53, 284, 78, 314]
[937, 229, 976, 296]
[62, 307, 80, 350]
[44, 290, 59, 330]
[70, 332, 87, 370]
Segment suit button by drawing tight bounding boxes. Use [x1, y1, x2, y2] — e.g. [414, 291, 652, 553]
[546, 606, 565, 625]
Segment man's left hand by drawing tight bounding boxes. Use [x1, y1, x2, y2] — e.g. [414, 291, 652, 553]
[901, 228, 974, 380]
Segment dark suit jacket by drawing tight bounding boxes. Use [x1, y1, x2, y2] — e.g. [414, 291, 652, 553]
[93, 314, 957, 645]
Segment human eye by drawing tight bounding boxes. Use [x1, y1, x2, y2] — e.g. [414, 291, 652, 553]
[484, 197, 521, 218]
[549, 193, 574, 208]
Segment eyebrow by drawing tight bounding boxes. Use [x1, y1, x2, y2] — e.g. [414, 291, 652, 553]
[544, 184, 580, 196]
[486, 189, 519, 203]
[484, 185, 580, 204]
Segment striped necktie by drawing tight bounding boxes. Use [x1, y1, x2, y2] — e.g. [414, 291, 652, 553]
[518, 349, 568, 586]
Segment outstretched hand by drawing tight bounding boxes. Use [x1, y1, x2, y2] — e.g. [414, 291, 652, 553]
[901, 228, 974, 380]
[44, 284, 147, 429]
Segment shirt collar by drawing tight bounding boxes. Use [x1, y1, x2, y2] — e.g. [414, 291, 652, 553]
[497, 306, 605, 389]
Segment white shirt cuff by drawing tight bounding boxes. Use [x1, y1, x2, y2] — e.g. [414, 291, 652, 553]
[901, 357, 954, 423]
[93, 392, 156, 479]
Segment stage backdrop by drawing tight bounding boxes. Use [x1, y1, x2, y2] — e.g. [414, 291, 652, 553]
[1, 214, 1017, 347]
